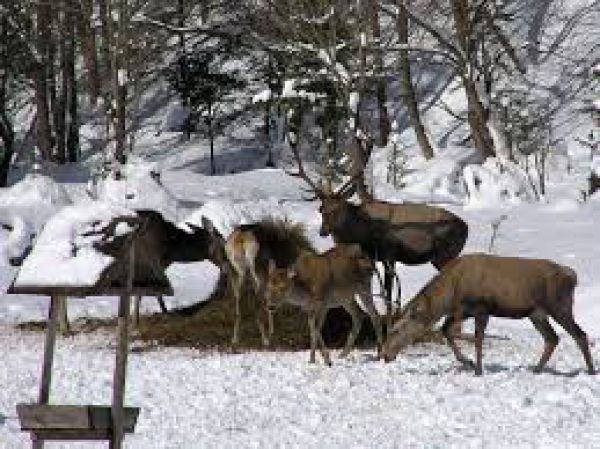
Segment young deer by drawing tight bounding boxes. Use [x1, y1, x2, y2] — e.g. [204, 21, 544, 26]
[208, 218, 315, 350]
[382, 253, 595, 376]
[265, 244, 384, 365]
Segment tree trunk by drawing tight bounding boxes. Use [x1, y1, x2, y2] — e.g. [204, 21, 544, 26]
[397, 1, 434, 160]
[113, 0, 128, 163]
[463, 75, 495, 159]
[450, 0, 495, 159]
[0, 18, 14, 186]
[0, 89, 14, 187]
[369, 0, 390, 147]
[352, 1, 371, 200]
[35, 0, 53, 161]
[99, 0, 113, 141]
[66, 0, 79, 162]
[177, 0, 191, 140]
[209, 104, 215, 175]
[55, 2, 67, 164]
[77, 0, 101, 103]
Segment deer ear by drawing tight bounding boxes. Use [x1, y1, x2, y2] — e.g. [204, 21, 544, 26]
[201, 216, 215, 233]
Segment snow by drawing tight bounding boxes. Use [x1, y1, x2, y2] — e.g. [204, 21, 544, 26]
[463, 158, 536, 209]
[252, 89, 272, 104]
[13, 202, 136, 288]
[97, 157, 180, 222]
[2, 149, 600, 448]
[0, 173, 72, 229]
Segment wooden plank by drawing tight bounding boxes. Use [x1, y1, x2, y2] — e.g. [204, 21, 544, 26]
[32, 295, 60, 449]
[8, 284, 173, 297]
[110, 244, 134, 449]
[38, 296, 59, 404]
[17, 404, 139, 433]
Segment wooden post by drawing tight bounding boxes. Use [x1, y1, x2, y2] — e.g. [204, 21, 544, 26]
[56, 295, 70, 335]
[32, 295, 60, 449]
[110, 243, 134, 449]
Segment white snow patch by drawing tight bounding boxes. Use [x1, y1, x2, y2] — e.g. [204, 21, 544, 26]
[13, 202, 136, 288]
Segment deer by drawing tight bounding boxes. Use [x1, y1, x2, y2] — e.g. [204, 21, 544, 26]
[205, 217, 316, 351]
[264, 244, 384, 365]
[382, 253, 595, 376]
[49, 210, 227, 332]
[129, 211, 226, 324]
[287, 142, 468, 336]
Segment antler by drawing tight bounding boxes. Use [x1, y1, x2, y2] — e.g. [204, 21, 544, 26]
[285, 134, 326, 199]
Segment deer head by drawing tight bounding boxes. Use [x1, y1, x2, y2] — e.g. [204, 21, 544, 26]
[286, 138, 360, 238]
[264, 259, 296, 313]
[185, 217, 227, 267]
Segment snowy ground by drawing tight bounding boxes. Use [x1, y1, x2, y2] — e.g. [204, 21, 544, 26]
[1, 148, 600, 448]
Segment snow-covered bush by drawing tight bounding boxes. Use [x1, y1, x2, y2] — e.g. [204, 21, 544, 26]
[463, 158, 536, 208]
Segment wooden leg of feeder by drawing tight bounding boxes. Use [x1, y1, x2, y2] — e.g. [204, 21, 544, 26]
[110, 294, 131, 449]
[56, 295, 70, 335]
[32, 296, 60, 449]
[132, 295, 140, 326]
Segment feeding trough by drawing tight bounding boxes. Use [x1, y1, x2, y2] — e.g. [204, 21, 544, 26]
[8, 202, 173, 449]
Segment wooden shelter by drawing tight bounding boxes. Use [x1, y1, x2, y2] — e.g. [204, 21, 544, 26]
[8, 210, 173, 449]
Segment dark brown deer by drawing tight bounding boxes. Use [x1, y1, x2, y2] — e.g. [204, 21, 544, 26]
[288, 144, 468, 334]
[130, 211, 226, 323]
[265, 244, 384, 365]
[382, 254, 595, 376]
[215, 217, 316, 350]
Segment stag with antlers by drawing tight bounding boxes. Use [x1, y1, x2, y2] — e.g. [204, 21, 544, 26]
[287, 137, 469, 335]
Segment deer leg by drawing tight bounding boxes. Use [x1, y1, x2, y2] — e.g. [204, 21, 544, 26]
[549, 308, 595, 374]
[340, 301, 362, 358]
[441, 316, 474, 368]
[529, 309, 559, 373]
[384, 262, 394, 338]
[156, 295, 168, 313]
[473, 308, 489, 376]
[314, 307, 332, 366]
[362, 294, 384, 359]
[255, 299, 271, 348]
[230, 274, 243, 351]
[307, 311, 318, 364]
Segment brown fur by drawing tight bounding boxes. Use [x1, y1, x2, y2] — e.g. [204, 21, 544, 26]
[382, 254, 594, 375]
[319, 196, 468, 335]
[265, 244, 383, 365]
[221, 218, 316, 350]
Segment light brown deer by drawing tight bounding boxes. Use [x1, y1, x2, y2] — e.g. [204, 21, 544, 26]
[382, 253, 595, 376]
[206, 218, 315, 350]
[265, 244, 384, 365]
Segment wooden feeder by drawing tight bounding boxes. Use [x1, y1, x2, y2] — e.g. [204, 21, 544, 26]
[9, 212, 173, 449]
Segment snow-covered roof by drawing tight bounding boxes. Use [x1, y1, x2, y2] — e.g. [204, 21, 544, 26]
[10, 202, 172, 296]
